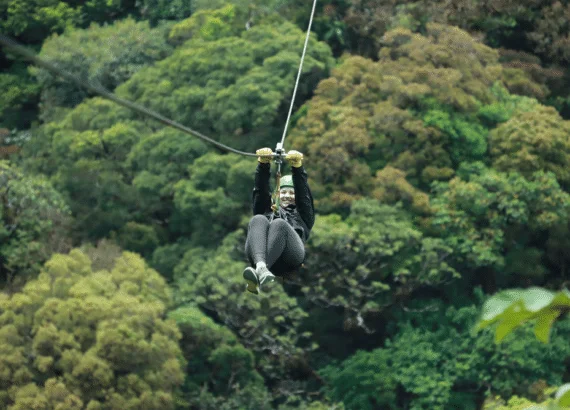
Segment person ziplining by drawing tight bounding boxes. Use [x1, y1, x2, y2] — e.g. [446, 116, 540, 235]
[0, 1, 320, 297]
[241, 0, 318, 294]
[243, 148, 314, 294]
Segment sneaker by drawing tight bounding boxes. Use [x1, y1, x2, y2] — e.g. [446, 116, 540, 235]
[243, 267, 259, 294]
[256, 265, 276, 287]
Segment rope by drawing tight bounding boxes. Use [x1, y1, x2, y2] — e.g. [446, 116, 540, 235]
[280, 0, 318, 147]
[0, 33, 264, 158]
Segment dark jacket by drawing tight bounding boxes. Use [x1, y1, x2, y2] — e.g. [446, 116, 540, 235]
[252, 162, 315, 243]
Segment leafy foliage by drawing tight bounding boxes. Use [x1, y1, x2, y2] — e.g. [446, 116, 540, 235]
[118, 11, 334, 152]
[289, 23, 543, 213]
[477, 287, 570, 409]
[138, 0, 194, 24]
[297, 199, 459, 345]
[319, 349, 398, 410]
[429, 165, 570, 284]
[32, 18, 174, 122]
[0, 0, 151, 130]
[0, 161, 72, 289]
[341, 0, 570, 69]
[5, 2, 570, 408]
[30, 98, 148, 240]
[489, 105, 570, 189]
[168, 306, 273, 409]
[0, 0, 80, 42]
[324, 303, 570, 410]
[19, 7, 334, 247]
[172, 229, 316, 402]
[168, 4, 245, 45]
[0, 248, 185, 409]
[0, 65, 41, 129]
[172, 153, 252, 246]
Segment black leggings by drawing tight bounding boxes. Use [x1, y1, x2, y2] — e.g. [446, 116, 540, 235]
[245, 215, 305, 275]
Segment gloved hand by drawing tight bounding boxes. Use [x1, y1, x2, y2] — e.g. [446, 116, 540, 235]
[256, 147, 273, 163]
[286, 150, 303, 168]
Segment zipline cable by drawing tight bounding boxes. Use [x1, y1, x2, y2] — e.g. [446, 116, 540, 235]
[0, 33, 263, 158]
[2, 0, 317, 160]
[271, 0, 318, 212]
[280, 0, 318, 147]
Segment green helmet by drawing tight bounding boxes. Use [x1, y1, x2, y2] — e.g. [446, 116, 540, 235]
[280, 175, 294, 189]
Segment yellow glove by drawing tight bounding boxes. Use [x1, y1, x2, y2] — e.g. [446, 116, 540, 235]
[286, 150, 303, 168]
[256, 147, 273, 164]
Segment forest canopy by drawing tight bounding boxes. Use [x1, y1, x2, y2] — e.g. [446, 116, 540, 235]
[2, 1, 570, 409]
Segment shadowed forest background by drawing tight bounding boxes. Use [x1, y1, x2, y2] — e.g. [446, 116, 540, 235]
[2, 0, 570, 408]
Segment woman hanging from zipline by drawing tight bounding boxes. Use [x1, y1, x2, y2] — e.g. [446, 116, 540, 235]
[243, 147, 315, 294]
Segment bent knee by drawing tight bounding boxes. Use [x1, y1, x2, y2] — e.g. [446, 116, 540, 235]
[271, 218, 289, 228]
[249, 214, 268, 226]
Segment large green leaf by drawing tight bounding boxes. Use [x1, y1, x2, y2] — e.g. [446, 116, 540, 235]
[477, 287, 570, 344]
[534, 309, 561, 343]
[556, 384, 570, 406]
[480, 289, 526, 323]
[522, 287, 556, 312]
[494, 301, 533, 343]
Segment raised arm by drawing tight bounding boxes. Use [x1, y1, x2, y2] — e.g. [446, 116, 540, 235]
[252, 148, 273, 215]
[286, 150, 314, 230]
[291, 165, 315, 230]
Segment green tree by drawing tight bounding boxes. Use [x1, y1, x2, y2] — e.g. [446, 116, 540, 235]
[168, 4, 245, 45]
[483, 391, 561, 410]
[319, 349, 398, 410]
[372, 166, 432, 215]
[341, 0, 570, 69]
[139, 0, 194, 25]
[339, 0, 570, 114]
[20, 97, 150, 242]
[171, 153, 253, 247]
[118, 10, 334, 152]
[0, 0, 79, 43]
[299, 199, 458, 344]
[342, 0, 431, 59]
[127, 127, 209, 235]
[429, 165, 570, 292]
[489, 105, 570, 189]
[173, 229, 317, 403]
[32, 18, 174, 122]
[0, 0, 144, 130]
[289, 23, 543, 213]
[527, 2, 570, 65]
[169, 306, 273, 409]
[0, 65, 41, 129]
[324, 301, 570, 410]
[19, 7, 333, 245]
[80, 0, 139, 25]
[110, 222, 160, 258]
[0, 247, 185, 409]
[0, 161, 72, 290]
[477, 287, 570, 409]
[191, 0, 350, 57]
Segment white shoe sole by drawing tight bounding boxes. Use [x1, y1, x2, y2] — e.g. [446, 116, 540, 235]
[243, 267, 259, 294]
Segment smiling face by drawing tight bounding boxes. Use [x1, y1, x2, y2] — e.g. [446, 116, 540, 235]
[279, 187, 295, 207]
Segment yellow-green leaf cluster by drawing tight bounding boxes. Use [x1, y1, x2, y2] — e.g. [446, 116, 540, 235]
[0, 249, 185, 409]
[489, 106, 570, 189]
[289, 23, 543, 211]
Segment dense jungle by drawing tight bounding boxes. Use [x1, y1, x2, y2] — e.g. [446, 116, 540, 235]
[2, 0, 570, 409]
